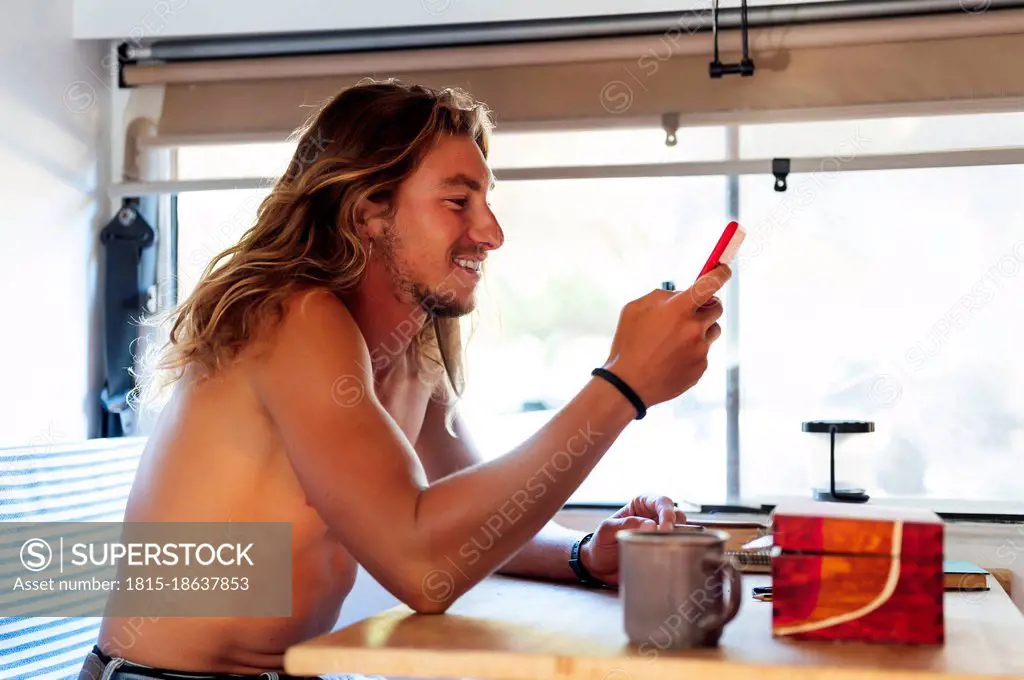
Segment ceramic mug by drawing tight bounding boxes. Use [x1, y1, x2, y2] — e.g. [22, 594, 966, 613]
[616, 527, 742, 649]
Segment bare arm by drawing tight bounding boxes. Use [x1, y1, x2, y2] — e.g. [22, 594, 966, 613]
[252, 290, 635, 613]
[415, 396, 589, 584]
[256, 266, 727, 613]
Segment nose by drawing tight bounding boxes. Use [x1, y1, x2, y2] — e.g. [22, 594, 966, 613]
[469, 204, 504, 252]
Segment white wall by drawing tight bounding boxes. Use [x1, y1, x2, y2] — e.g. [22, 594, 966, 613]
[71, 0, 847, 40]
[0, 0, 109, 447]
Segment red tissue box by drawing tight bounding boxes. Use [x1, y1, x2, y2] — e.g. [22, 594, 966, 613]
[771, 501, 944, 645]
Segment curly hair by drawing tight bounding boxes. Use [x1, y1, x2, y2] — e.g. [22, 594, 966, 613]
[136, 79, 495, 423]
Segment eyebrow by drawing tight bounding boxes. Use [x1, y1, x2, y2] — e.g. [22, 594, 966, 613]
[441, 172, 496, 192]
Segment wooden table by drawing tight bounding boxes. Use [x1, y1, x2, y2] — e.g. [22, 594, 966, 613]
[284, 574, 1024, 680]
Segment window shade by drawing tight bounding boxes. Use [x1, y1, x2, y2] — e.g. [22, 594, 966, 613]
[146, 10, 1024, 141]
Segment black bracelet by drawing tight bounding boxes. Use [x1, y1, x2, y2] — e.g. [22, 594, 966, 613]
[591, 368, 647, 420]
[569, 533, 605, 588]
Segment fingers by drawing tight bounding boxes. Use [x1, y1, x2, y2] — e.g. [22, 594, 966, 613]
[612, 516, 659, 533]
[698, 294, 723, 311]
[610, 496, 646, 520]
[612, 495, 677, 531]
[598, 516, 658, 543]
[695, 296, 724, 328]
[636, 495, 676, 531]
[610, 496, 685, 533]
[656, 496, 677, 531]
[610, 501, 636, 520]
[685, 264, 732, 310]
[705, 322, 722, 343]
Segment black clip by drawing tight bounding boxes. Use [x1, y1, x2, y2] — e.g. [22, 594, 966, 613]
[100, 198, 156, 247]
[662, 112, 680, 147]
[772, 158, 790, 193]
[709, 0, 756, 79]
[116, 42, 134, 89]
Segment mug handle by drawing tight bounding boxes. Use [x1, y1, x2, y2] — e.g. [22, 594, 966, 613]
[698, 555, 742, 631]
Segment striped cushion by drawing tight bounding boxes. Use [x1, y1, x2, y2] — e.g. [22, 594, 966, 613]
[0, 437, 146, 680]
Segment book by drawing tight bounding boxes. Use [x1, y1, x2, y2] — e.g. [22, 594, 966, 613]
[944, 560, 989, 591]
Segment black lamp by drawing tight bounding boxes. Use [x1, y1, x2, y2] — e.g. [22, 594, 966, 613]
[802, 420, 874, 503]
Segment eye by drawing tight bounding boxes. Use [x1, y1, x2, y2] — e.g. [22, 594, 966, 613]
[445, 197, 469, 209]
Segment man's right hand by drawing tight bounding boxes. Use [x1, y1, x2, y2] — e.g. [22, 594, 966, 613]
[600, 263, 731, 408]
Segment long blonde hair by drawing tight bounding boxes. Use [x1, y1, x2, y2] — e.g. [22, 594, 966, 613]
[137, 79, 494, 417]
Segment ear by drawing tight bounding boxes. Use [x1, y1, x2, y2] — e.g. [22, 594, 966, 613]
[353, 195, 389, 241]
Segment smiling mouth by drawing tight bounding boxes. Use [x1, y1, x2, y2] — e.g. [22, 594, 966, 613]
[453, 257, 482, 274]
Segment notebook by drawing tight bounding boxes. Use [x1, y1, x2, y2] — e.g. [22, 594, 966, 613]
[944, 560, 989, 591]
[686, 519, 773, 573]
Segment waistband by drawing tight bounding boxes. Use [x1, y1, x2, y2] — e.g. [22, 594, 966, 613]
[87, 645, 323, 680]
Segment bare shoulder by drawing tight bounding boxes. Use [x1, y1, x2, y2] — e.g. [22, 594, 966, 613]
[264, 288, 368, 362]
[248, 287, 373, 405]
[282, 287, 364, 342]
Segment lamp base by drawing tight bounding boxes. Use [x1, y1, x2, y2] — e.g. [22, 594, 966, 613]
[813, 487, 870, 503]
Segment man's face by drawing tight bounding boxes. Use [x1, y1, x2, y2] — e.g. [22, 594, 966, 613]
[373, 134, 503, 317]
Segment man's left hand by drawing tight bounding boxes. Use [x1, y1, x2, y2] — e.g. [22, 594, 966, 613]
[578, 494, 686, 587]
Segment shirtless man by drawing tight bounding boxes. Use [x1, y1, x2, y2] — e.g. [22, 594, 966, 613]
[81, 80, 729, 680]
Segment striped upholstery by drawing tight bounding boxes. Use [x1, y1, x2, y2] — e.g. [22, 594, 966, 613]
[0, 437, 146, 680]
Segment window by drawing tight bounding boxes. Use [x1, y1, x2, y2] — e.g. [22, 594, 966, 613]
[460, 173, 730, 504]
[170, 112, 1024, 511]
[739, 110, 1024, 159]
[174, 142, 292, 297]
[487, 125, 726, 167]
[734, 112, 1024, 507]
[176, 187, 272, 298]
[738, 164, 1024, 504]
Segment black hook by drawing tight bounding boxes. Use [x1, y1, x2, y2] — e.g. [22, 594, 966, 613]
[772, 158, 790, 192]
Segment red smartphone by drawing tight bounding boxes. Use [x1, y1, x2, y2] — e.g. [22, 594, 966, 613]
[697, 221, 745, 280]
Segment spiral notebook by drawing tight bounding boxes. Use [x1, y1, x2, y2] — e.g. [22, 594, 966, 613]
[687, 519, 773, 573]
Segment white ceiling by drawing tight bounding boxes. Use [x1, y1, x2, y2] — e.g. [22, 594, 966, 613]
[72, 0, 853, 41]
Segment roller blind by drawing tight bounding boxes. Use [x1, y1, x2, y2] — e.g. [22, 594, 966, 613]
[145, 10, 1024, 141]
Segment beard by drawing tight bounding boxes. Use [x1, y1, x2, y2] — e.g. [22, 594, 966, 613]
[375, 220, 474, 319]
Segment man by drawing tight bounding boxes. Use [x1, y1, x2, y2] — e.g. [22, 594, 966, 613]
[82, 80, 729, 679]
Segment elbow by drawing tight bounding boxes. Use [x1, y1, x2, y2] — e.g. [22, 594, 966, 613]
[406, 567, 460, 615]
[392, 560, 461, 615]
[385, 514, 470, 614]
[406, 593, 453, 615]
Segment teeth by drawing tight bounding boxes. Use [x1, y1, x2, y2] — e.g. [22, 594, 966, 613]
[455, 258, 481, 272]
